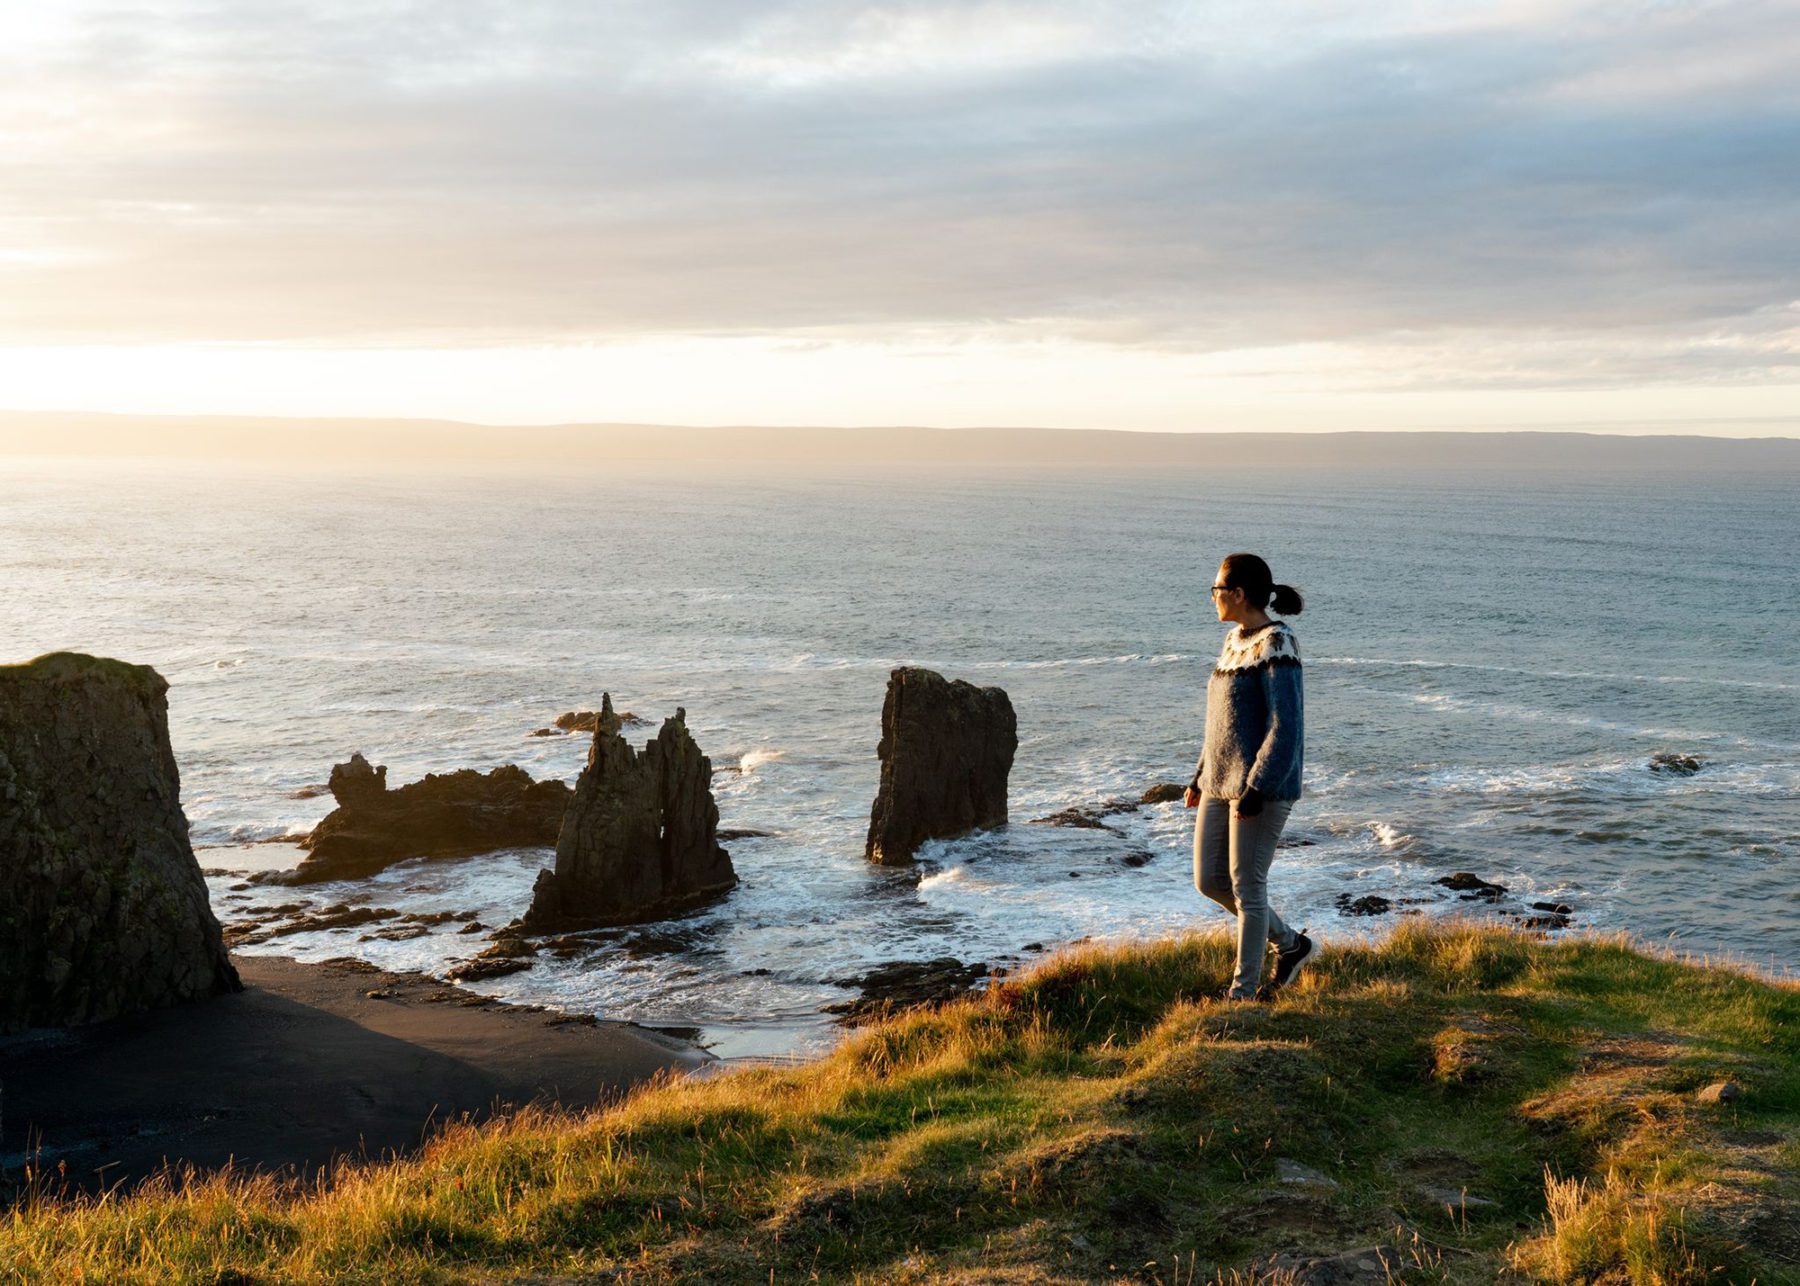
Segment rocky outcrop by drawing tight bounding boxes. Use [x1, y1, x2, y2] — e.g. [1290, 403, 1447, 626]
[865, 668, 1017, 865]
[287, 754, 571, 883]
[1031, 781, 1189, 832]
[826, 957, 991, 1026]
[522, 695, 736, 930]
[1435, 871, 1508, 901]
[0, 652, 240, 1031]
[555, 708, 649, 733]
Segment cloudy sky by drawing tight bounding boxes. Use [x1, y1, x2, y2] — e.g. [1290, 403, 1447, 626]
[3, 0, 1796, 431]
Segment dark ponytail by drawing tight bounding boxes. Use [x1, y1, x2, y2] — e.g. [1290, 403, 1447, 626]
[1220, 552, 1305, 616]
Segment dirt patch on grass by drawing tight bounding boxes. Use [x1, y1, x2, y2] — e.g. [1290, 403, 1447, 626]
[1576, 1030, 1694, 1071]
[1223, 1189, 1361, 1248]
[1396, 1146, 1483, 1188]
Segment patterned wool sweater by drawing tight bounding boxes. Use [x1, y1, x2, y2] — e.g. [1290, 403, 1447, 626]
[1190, 619, 1305, 801]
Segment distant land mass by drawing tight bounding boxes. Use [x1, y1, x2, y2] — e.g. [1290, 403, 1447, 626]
[1, 411, 1797, 472]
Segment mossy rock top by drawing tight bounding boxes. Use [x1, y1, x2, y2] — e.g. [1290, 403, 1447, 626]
[0, 651, 167, 695]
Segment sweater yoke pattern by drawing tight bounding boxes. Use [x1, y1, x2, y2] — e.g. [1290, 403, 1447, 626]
[1214, 620, 1302, 676]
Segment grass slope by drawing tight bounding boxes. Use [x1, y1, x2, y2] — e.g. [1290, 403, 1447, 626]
[4, 921, 1797, 1284]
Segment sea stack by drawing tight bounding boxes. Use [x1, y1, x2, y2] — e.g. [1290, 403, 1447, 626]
[288, 754, 572, 883]
[522, 695, 736, 930]
[865, 667, 1017, 865]
[0, 652, 240, 1032]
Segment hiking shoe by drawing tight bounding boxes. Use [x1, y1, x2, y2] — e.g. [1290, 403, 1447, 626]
[1271, 931, 1315, 990]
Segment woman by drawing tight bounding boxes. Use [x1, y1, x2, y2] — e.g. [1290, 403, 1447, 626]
[1184, 552, 1314, 1001]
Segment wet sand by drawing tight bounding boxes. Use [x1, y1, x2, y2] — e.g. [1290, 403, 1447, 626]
[0, 955, 714, 1194]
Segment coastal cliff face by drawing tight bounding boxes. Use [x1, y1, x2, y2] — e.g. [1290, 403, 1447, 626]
[288, 754, 571, 883]
[523, 695, 735, 930]
[0, 652, 239, 1032]
[865, 667, 1017, 865]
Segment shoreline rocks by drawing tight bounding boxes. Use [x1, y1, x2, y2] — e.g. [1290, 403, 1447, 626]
[865, 668, 1017, 865]
[530, 709, 653, 737]
[1, 652, 240, 1031]
[826, 957, 991, 1025]
[1029, 781, 1192, 833]
[285, 754, 571, 884]
[556, 708, 650, 733]
[1436, 871, 1508, 901]
[522, 695, 737, 931]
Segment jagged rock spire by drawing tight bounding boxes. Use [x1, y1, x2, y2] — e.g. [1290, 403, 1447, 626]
[523, 703, 735, 930]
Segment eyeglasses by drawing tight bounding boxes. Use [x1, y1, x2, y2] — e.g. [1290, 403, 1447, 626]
[1209, 585, 1238, 598]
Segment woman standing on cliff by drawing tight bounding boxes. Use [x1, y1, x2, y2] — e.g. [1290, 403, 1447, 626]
[1184, 553, 1314, 1001]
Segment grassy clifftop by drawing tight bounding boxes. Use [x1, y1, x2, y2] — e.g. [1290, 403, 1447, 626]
[5, 921, 1797, 1284]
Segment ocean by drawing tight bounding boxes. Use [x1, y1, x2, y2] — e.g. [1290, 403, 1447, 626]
[5, 456, 1796, 1057]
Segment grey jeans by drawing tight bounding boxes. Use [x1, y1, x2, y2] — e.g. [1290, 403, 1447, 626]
[1193, 794, 1299, 998]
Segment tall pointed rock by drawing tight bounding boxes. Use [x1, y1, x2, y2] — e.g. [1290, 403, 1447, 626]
[523, 695, 736, 930]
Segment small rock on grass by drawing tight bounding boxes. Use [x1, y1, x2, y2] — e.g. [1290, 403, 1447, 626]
[1696, 1080, 1743, 1104]
[1275, 1158, 1339, 1190]
[1420, 1184, 1498, 1212]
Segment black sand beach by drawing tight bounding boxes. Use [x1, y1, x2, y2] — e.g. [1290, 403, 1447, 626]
[0, 956, 714, 1195]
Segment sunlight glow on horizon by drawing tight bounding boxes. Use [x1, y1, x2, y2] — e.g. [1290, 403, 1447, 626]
[1, 339, 1796, 436]
[3, 1, 1796, 433]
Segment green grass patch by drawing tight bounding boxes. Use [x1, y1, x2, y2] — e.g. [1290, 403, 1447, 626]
[4, 919, 1798, 1283]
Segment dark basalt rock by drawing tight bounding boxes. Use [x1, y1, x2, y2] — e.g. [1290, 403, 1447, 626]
[1435, 872, 1508, 901]
[555, 707, 650, 733]
[1336, 893, 1393, 917]
[864, 668, 1017, 865]
[1649, 752, 1704, 776]
[446, 931, 538, 983]
[445, 956, 535, 983]
[522, 695, 736, 931]
[1030, 802, 1128, 832]
[1030, 781, 1187, 832]
[327, 752, 387, 807]
[0, 652, 240, 1031]
[285, 754, 571, 883]
[826, 956, 990, 1025]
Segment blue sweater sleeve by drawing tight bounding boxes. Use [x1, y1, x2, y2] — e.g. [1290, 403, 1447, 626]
[1247, 661, 1303, 795]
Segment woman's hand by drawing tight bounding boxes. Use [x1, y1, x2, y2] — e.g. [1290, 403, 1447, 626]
[1183, 784, 1201, 809]
[1234, 786, 1265, 818]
